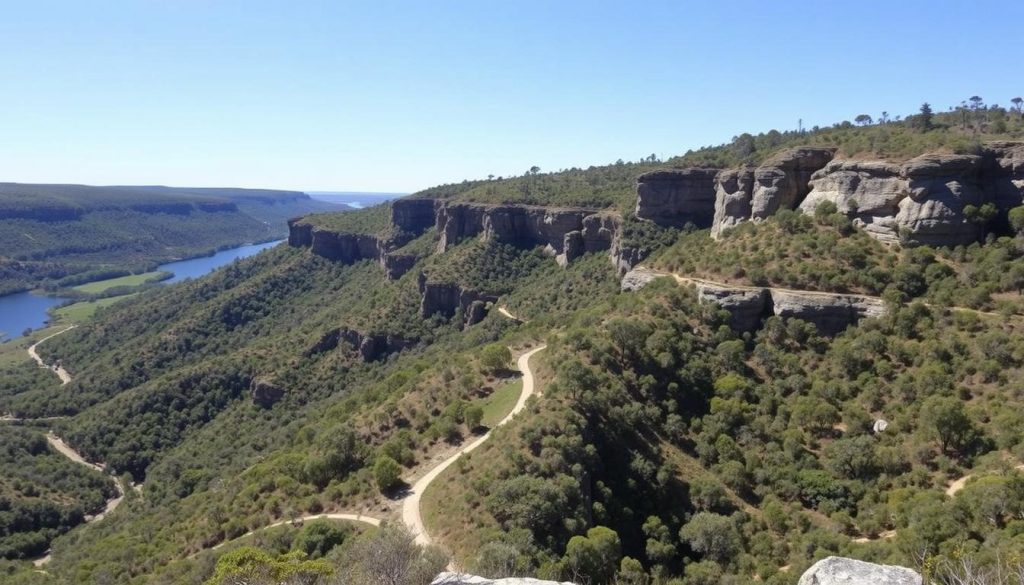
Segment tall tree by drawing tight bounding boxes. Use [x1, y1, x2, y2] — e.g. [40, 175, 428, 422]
[855, 114, 873, 126]
[917, 102, 934, 131]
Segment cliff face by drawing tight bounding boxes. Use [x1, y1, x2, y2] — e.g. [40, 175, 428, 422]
[705, 142, 1024, 245]
[306, 327, 415, 362]
[417, 273, 498, 326]
[434, 201, 619, 266]
[634, 168, 719, 227]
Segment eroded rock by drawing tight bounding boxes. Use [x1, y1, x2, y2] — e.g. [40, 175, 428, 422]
[750, 147, 837, 220]
[250, 378, 285, 408]
[797, 556, 921, 585]
[711, 167, 755, 239]
[696, 283, 768, 332]
[801, 160, 905, 243]
[635, 168, 719, 228]
[770, 290, 886, 336]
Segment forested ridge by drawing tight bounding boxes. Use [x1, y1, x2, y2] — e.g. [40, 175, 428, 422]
[3, 101, 1024, 585]
[0, 183, 346, 295]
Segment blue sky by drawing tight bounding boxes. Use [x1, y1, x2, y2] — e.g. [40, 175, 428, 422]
[1, 1, 1020, 193]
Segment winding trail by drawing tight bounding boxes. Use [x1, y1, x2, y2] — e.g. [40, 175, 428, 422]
[27, 325, 77, 384]
[33, 433, 125, 567]
[402, 345, 546, 546]
[946, 463, 1024, 497]
[210, 513, 382, 552]
[193, 344, 547, 558]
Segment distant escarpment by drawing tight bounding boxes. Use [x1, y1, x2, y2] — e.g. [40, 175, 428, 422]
[289, 198, 639, 277]
[306, 326, 415, 362]
[634, 142, 1024, 247]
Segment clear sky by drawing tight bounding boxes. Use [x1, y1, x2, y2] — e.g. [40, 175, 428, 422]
[1, 0, 1021, 193]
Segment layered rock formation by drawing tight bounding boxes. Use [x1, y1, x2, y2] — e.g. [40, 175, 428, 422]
[622, 269, 886, 335]
[434, 202, 619, 267]
[306, 327, 415, 362]
[634, 168, 718, 227]
[418, 274, 497, 326]
[703, 142, 1024, 245]
[798, 556, 922, 585]
[750, 147, 838, 220]
[710, 167, 755, 239]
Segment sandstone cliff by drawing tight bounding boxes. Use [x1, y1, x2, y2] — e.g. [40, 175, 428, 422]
[417, 273, 498, 326]
[634, 168, 718, 228]
[708, 142, 1024, 246]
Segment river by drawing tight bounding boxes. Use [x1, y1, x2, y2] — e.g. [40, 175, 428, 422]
[0, 240, 282, 341]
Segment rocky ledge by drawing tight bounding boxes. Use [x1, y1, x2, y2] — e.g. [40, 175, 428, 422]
[636, 142, 1024, 247]
[623, 269, 886, 335]
[418, 273, 497, 326]
[306, 327, 415, 362]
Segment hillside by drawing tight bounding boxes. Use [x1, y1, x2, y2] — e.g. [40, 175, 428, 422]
[2, 102, 1024, 585]
[0, 184, 347, 294]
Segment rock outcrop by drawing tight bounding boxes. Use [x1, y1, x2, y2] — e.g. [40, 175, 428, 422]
[621, 269, 886, 335]
[710, 167, 755, 239]
[801, 160, 904, 243]
[750, 147, 837, 220]
[417, 274, 497, 326]
[798, 556, 921, 585]
[695, 283, 769, 332]
[306, 327, 415, 362]
[432, 573, 574, 585]
[770, 290, 886, 336]
[894, 153, 984, 246]
[434, 201, 619, 266]
[713, 142, 1024, 246]
[634, 168, 719, 228]
[711, 148, 836, 238]
[250, 378, 285, 408]
[391, 198, 437, 234]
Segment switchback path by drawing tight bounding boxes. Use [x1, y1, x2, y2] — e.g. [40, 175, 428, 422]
[27, 325, 77, 384]
[402, 345, 546, 546]
[33, 433, 125, 567]
[192, 344, 547, 559]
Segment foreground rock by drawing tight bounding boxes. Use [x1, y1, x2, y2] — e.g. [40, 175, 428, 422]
[432, 573, 574, 585]
[798, 556, 921, 585]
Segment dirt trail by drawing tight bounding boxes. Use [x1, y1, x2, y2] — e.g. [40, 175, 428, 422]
[33, 433, 125, 567]
[27, 325, 77, 384]
[946, 463, 1024, 497]
[402, 345, 546, 546]
[193, 344, 547, 558]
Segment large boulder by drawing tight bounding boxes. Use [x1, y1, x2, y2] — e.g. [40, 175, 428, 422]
[620, 267, 665, 291]
[635, 168, 719, 228]
[751, 147, 837, 220]
[798, 556, 921, 585]
[711, 167, 755, 239]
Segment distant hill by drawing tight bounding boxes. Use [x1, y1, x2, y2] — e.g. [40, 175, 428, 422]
[0, 183, 348, 294]
[305, 191, 407, 208]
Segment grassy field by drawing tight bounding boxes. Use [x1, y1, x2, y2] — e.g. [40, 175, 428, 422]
[480, 378, 522, 427]
[54, 294, 137, 322]
[71, 271, 170, 294]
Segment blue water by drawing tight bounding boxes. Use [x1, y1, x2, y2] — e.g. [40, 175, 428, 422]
[162, 240, 281, 283]
[0, 240, 283, 341]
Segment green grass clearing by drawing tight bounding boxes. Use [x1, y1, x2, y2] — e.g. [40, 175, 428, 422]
[480, 378, 522, 427]
[71, 271, 170, 294]
[54, 294, 137, 322]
